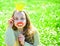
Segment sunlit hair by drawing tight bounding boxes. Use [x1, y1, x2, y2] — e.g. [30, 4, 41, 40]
[12, 10, 35, 44]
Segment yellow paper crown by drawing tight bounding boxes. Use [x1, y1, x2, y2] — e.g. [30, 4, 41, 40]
[15, 3, 25, 11]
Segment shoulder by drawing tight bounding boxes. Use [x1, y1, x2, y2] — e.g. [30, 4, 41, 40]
[5, 26, 14, 35]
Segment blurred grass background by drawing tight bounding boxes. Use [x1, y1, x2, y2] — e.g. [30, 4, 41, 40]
[0, 0, 60, 46]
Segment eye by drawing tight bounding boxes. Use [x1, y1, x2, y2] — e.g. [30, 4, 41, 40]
[14, 17, 18, 20]
[21, 18, 25, 20]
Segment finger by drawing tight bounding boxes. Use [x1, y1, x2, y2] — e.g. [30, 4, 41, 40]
[18, 37, 23, 40]
[18, 38, 23, 41]
[19, 34, 24, 37]
[8, 17, 14, 21]
[8, 18, 13, 23]
[18, 36, 25, 41]
[18, 38, 25, 41]
[18, 35, 25, 39]
[9, 18, 14, 21]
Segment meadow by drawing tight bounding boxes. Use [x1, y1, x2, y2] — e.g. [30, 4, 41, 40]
[0, 0, 60, 46]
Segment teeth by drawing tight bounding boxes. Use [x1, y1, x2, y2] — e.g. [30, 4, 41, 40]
[18, 24, 22, 25]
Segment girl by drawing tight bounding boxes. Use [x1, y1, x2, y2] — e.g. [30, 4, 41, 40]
[5, 10, 40, 46]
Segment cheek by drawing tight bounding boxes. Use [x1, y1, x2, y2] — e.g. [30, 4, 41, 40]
[14, 21, 18, 26]
[23, 20, 26, 26]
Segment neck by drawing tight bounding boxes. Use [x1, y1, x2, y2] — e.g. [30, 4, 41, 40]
[17, 28, 23, 35]
[18, 28, 23, 32]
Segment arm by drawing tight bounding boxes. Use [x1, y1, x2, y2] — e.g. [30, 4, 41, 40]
[5, 27, 33, 46]
[5, 27, 16, 46]
[24, 31, 40, 46]
[33, 30, 40, 46]
[24, 42, 33, 46]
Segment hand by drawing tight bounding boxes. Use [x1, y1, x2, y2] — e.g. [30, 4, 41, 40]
[8, 18, 13, 27]
[18, 34, 25, 46]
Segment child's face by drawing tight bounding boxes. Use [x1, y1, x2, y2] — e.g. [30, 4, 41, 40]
[13, 11, 26, 29]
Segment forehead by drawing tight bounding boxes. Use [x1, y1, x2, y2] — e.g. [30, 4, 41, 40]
[14, 11, 25, 17]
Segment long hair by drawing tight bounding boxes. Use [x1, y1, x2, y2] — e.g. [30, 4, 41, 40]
[12, 11, 35, 45]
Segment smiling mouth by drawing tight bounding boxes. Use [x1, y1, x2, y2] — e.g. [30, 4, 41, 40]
[18, 24, 23, 26]
[17, 22, 24, 27]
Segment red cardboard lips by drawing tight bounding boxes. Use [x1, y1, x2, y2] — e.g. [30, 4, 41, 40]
[17, 22, 24, 26]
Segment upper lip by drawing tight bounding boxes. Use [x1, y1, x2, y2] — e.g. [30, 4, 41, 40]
[17, 22, 23, 26]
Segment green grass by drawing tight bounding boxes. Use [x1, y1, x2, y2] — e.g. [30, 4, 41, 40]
[0, 0, 60, 46]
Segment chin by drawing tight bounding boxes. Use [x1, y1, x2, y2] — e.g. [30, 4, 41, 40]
[18, 27, 23, 29]
[17, 26, 23, 29]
